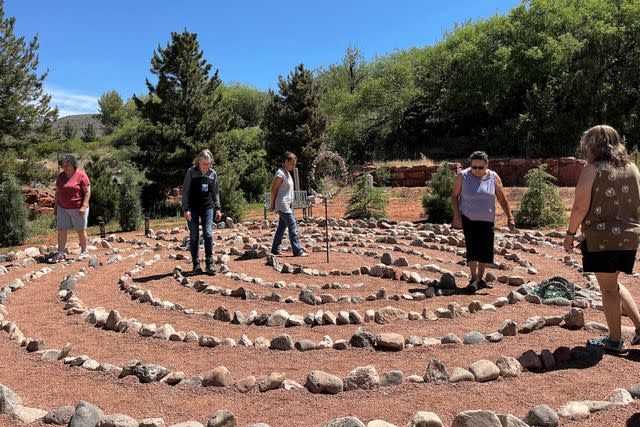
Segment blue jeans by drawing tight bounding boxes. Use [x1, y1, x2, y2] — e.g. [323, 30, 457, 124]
[271, 211, 304, 256]
[188, 208, 213, 266]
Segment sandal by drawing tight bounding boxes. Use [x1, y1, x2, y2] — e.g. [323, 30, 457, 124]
[587, 336, 628, 355]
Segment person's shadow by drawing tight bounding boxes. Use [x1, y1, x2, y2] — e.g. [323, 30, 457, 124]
[627, 413, 640, 427]
[132, 272, 172, 283]
[523, 345, 640, 373]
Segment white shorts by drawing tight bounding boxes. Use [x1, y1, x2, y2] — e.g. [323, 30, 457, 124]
[56, 207, 88, 230]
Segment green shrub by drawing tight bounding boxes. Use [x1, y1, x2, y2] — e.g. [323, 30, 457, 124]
[14, 149, 57, 185]
[422, 165, 456, 223]
[28, 213, 55, 237]
[0, 150, 18, 177]
[30, 139, 100, 158]
[631, 146, 640, 170]
[218, 163, 247, 222]
[118, 169, 143, 231]
[515, 164, 566, 228]
[84, 156, 120, 225]
[376, 164, 391, 186]
[346, 174, 388, 219]
[0, 174, 29, 247]
[81, 122, 97, 142]
[240, 156, 272, 202]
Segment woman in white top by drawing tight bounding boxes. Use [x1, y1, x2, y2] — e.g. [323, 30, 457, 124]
[270, 151, 308, 257]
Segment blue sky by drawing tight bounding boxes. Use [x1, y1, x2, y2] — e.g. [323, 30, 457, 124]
[6, 0, 520, 117]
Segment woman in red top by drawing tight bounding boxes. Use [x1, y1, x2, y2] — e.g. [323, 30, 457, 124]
[52, 154, 91, 263]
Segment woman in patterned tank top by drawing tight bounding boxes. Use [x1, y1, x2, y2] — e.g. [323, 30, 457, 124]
[564, 125, 640, 354]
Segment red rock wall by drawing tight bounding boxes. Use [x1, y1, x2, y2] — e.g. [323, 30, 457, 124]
[22, 188, 55, 215]
[365, 158, 586, 187]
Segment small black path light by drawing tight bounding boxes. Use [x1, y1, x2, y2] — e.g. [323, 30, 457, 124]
[98, 217, 106, 239]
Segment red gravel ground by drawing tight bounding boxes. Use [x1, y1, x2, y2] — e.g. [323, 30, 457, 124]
[2, 192, 640, 426]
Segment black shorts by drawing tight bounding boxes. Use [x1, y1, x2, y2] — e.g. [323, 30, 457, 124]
[461, 214, 494, 264]
[581, 241, 637, 274]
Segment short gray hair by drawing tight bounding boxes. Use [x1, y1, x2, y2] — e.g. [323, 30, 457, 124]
[58, 153, 78, 169]
[193, 149, 214, 167]
[469, 151, 489, 163]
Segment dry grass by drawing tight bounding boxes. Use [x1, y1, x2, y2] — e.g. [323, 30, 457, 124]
[373, 157, 438, 168]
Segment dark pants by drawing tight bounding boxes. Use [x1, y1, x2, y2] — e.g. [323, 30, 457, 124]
[461, 214, 495, 264]
[188, 208, 213, 266]
[581, 241, 637, 274]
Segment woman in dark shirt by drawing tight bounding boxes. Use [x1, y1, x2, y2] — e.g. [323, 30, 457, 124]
[182, 149, 222, 275]
[564, 125, 640, 354]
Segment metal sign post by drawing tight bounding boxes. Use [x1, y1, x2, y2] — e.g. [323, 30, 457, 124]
[325, 197, 329, 263]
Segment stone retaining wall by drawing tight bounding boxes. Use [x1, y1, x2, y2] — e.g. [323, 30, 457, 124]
[365, 157, 586, 187]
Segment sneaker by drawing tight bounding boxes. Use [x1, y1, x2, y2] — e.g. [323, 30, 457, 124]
[294, 252, 309, 257]
[632, 328, 640, 346]
[466, 279, 478, 294]
[587, 336, 628, 355]
[271, 250, 282, 256]
[50, 252, 66, 263]
[77, 250, 90, 260]
[477, 278, 493, 289]
[191, 266, 203, 276]
[205, 259, 215, 274]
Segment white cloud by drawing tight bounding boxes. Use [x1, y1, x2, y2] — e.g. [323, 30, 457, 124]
[46, 86, 99, 117]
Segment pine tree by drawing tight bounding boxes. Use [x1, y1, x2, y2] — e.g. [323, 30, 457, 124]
[118, 169, 142, 231]
[262, 64, 327, 183]
[62, 121, 76, 140]
[0, 0, 57, 147]
[422, 165, 456, 224]
[346, 174, 388, 219]
[218, 163, 246, 222]
[0, 173, 29, 246]
[84, 156, 120, 225]
[81, 122, 96, 142]
[98, 90, 124, 134]
[515, 164, 566, 228]
[133, 30, 230, 199]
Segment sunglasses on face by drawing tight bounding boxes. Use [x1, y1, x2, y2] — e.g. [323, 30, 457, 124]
[471, 166, 485, 170]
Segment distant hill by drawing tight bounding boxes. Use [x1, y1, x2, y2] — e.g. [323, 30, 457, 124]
[54, 114, 106, 138]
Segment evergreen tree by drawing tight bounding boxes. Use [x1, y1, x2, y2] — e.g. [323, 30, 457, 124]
[422, 165, 456, 224]
[262, 64, 327, 183]
[346, 174, 388, 219]
[84, 156, 120, 225]
[0, 0, 57, 148]
[118, 169, 142, 231]
[0, 173, 29, 246]
[515, 164, 566, 228]
[217, 163, 246, 222]
[62, 121, 76, 140]
[133, 30, 230, 201]
[81, 122, 96, 142]
[98, 90, 124, 134]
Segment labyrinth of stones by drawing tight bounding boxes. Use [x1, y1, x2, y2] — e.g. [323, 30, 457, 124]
[2, 217, 640, 426]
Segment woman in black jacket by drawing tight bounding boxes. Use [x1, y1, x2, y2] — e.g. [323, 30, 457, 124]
[182, 149, 222, 274]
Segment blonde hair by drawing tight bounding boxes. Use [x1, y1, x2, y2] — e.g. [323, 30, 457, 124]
[193, 149, 214, 168]
[580, 125, 628, 167]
